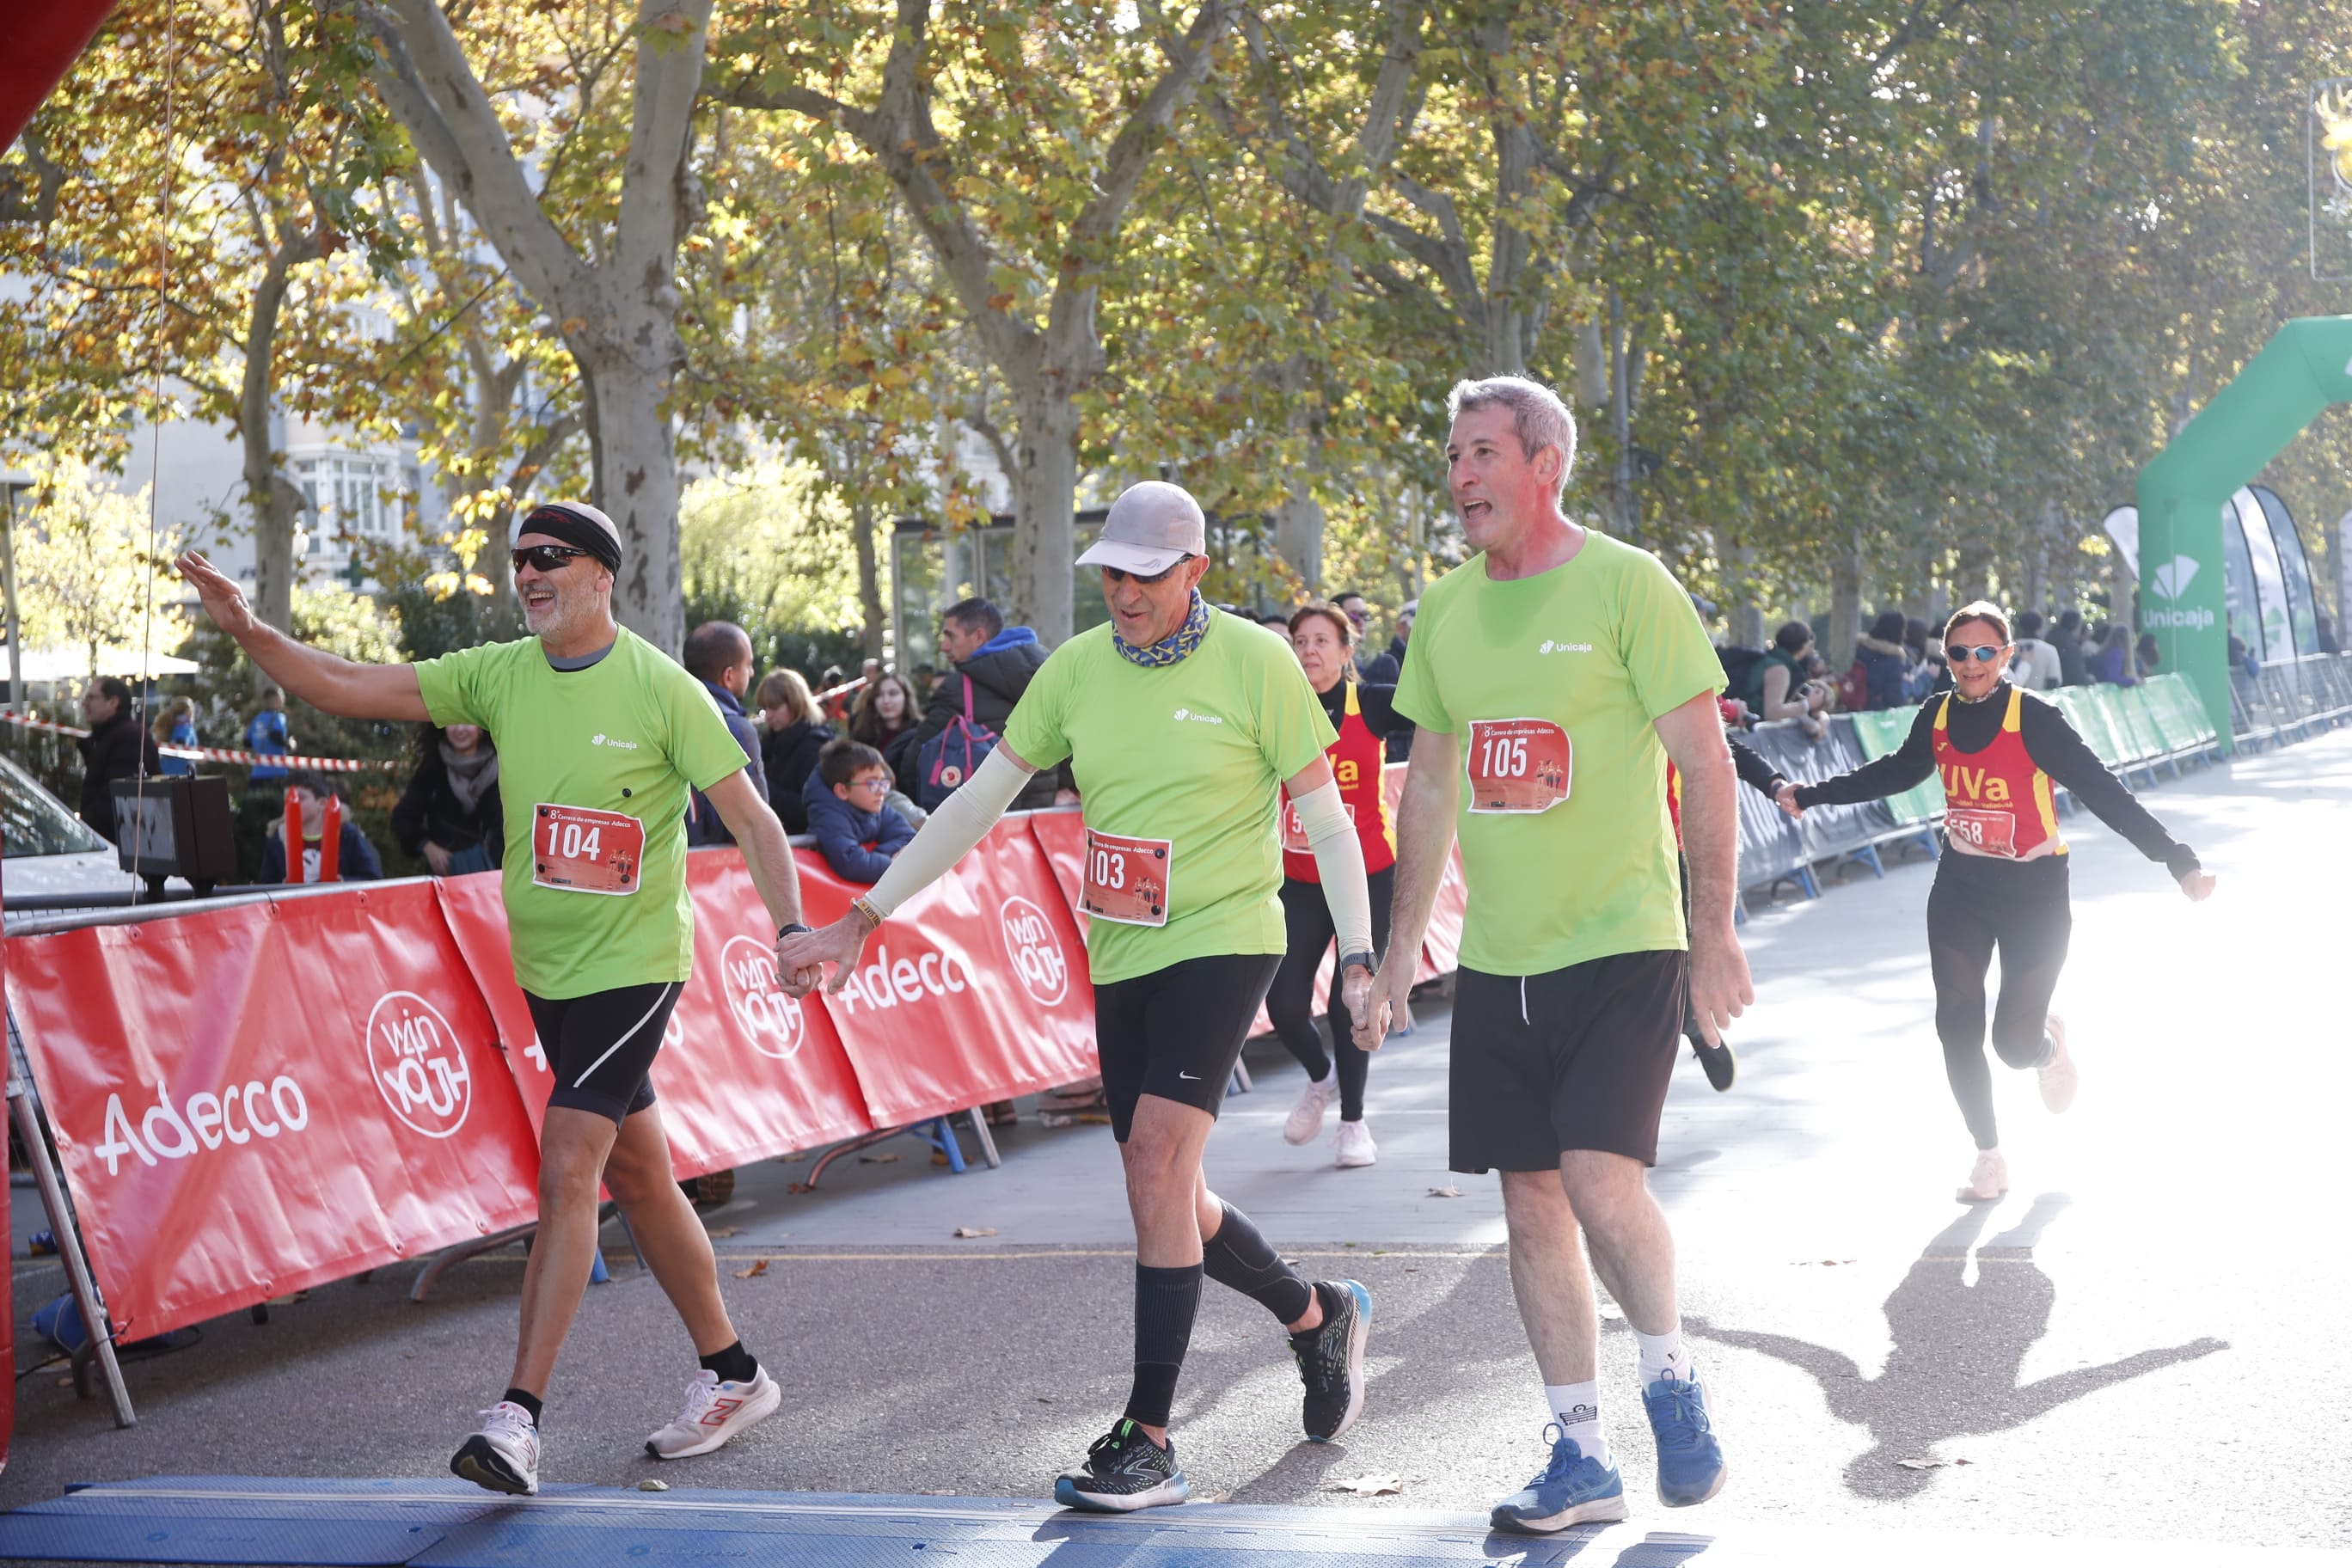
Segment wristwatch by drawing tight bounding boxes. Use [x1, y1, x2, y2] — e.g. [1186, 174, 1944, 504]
[776, 922, 813, 940]
[1338, 949, 1377, 979]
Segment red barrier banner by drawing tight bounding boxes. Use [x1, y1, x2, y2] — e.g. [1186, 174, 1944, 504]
[799, 824, 1098, 1126]
[435, 861, 872, 1175]
[3, 884, 542, 1339]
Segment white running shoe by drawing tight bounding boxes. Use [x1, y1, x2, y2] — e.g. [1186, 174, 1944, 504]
[451, 1400, 541, 1496]
[2037, 1014, 2078, 1113]
[1283, 1073, 1338, 1146]
[1334, 1119, 1377, 1168]
[1957, 1148, 2009, 1203]
[646, 1366, 783, 1460]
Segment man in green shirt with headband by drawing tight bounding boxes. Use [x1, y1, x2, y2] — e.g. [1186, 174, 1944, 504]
[782, 481, 1382, 1512]
[176, 502, 816, 1497]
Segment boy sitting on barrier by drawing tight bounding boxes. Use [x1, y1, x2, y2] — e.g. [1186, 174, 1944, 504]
[802, 738, 916, 885]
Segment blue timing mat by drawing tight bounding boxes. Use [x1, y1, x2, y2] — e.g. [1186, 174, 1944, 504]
[3, 1478, 2345, 1566]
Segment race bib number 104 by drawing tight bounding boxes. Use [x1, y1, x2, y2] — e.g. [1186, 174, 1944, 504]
[531, 803, 646, 896]
[1465, 719, 1571, 814]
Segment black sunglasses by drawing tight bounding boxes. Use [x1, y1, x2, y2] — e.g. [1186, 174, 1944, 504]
[1948, 643, 2008, 664]
[1102, 554, 1191, 586]
[511, 544, 592, 574]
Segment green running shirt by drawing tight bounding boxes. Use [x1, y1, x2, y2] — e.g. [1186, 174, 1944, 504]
[1393, 532, 1724, 976]
[415, 629, 751, 999]
[1004, 616, 1337, 984]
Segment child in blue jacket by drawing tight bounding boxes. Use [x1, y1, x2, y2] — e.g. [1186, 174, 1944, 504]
[801, 738, 915, 885]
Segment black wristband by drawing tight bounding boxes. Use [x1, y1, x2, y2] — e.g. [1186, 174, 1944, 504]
[777, 922, 813, 939]
[1338, 949, 1377, 978]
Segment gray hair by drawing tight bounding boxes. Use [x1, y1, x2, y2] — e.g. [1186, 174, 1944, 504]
[1446, 377, 1578, 494]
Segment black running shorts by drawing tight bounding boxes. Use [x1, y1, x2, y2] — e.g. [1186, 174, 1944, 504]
[1092, 952, 1283, 1142]
[524, 980, 683, 1124]
[1449, 951, 1686, 1173]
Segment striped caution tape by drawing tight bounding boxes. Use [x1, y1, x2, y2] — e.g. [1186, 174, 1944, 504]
[0, 709, 401, 773]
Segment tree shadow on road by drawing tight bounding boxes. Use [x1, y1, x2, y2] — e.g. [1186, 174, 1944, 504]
[1694, 1193, 2226, 1498]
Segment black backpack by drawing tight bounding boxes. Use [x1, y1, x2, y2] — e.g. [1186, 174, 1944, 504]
[1716, 645, 1767, 702]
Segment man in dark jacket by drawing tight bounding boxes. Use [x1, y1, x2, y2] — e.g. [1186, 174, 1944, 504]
[681, 621, 768, 845]
[2049, 609, 2090, 687]
[904, 597, 1059, 810]
[75, 677, 160, 842]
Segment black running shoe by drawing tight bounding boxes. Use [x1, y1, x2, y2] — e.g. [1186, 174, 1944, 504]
[1692, 1036, 1736, 1092]
[1053, 1419, 1189, 1512]
[1291, 1279, 1373, 1442]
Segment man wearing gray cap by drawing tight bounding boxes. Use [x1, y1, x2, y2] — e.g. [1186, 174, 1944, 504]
[176, 502, 816, 1495]
[782, 481, 1385, 1510]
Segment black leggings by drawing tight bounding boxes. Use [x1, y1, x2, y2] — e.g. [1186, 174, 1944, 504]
[1267, 865, 1393, 1123]
[1926, 852, 2070, 1150]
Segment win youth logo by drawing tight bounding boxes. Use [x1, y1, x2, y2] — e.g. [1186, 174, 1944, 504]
[999, 895, 1069, 1006]
[720, 934, 806, 1061]
[367, 991, 473, 1138]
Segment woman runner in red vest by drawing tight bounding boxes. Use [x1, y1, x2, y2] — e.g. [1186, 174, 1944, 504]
[1788, 601, 2217, 1201]
[1271, 603, 1412, 1167]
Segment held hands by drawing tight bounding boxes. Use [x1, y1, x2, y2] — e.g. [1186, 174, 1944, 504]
[175, 551, 259, 638]
[2179, 870, 2218, 903]
[775, 914, 865, 998]
[1353, 962, 1406, 1054]
[1773, 781, 1804, 821]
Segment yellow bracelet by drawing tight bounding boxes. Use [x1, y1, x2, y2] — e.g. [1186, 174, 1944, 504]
[851, 895, 885, 931]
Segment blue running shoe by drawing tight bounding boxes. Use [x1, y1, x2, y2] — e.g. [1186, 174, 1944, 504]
[1489, 1425, 1629, 1534]
[1643, 1370, 1726, 1506]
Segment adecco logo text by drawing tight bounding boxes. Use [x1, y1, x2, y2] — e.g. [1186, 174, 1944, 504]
[368, 991, 473, 1138]
[1000, 896, 1069, 1006]
[92, 1073, 310, 1177]
[720, 934, 806, 1061]
[834, 943, 974, 1015]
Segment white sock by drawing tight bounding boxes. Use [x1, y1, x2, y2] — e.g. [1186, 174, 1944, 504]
[1636, 1325, 1695, 1387]
[1543, 1381, 1610, 1467]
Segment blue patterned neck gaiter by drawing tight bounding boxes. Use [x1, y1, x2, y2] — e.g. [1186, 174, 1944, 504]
[1113, 590, 1212, 669]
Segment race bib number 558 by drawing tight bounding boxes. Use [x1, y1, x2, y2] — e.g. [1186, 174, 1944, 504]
[532, 803, 645, 896]
[1466, 719, 1571, 814]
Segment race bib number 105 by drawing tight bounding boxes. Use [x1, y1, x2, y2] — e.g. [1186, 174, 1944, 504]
[1081, 829, 1173, 927]
[1465, 719, 1571, 814]
[531, 803, 646, 896]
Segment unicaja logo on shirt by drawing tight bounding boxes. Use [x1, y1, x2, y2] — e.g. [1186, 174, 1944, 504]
[590, 732, 641, 750]
[1171, 707, 1223, 725]
[1537, 640, 1593, 654]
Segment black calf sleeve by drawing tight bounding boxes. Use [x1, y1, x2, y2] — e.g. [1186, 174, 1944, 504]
[1201, 1201, 1314, 1326]
[1124, 1264, 1204, 1428]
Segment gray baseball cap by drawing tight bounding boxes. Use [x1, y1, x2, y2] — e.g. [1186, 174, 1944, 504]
[1077, 481, 1206, 576]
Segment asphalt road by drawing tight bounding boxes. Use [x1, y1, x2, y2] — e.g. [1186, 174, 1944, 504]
[4, 726, 2348, 1561]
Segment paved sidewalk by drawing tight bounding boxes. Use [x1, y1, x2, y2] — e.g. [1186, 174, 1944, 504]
[4, 729, 2348, 1555]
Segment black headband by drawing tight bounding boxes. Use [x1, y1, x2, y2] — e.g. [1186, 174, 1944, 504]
[519, 504, 622, 573]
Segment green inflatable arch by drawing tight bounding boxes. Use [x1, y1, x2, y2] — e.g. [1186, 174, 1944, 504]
[2137, 315, 2352, 750]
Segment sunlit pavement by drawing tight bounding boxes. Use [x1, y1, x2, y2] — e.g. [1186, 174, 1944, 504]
[4, 730, 2348, 1558]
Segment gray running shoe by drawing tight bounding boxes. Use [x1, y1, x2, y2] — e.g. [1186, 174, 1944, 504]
[1055, 1419, 1189, 1512]
[1291, 1280, 1374, 1442]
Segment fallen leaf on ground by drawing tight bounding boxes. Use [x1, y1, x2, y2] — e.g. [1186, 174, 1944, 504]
[1428, 1185, 1464, 1198]
[1332, 1473, 1404, 1497]
[705, 1226, 742, 1238]
[1896, 1456, 1971, 1470]
[638, 1479, 670, 1491]
[953, 1226, 998, 1238]
[859, 1153, 901, 1164]
[732, 1259, 769, 1279]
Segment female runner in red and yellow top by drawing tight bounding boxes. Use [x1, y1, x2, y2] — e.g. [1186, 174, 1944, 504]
[1790, 601, 2217, 1202]
[1271, 603, 1412, 1167]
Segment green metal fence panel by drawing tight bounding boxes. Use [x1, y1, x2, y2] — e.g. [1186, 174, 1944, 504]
[1845, 703, 1943, 825]
[2055, 688, 2126, 767]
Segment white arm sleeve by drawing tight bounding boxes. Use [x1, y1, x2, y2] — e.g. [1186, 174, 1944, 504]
[862, 746, 1033, 919]
[1291, 777, 1375, 959]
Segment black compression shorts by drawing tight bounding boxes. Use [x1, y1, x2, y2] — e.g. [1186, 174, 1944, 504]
[1092, 952, 1283, 1142]
[1449, 951, 1686, 1172]
[524, 980, 683, 1124]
